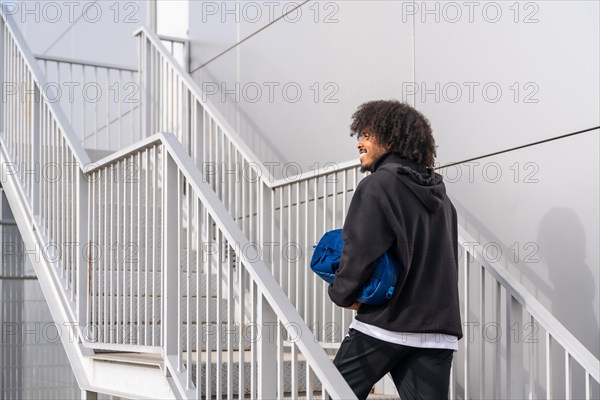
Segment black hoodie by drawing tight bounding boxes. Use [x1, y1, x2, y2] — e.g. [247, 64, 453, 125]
[328, 152, 463, 339]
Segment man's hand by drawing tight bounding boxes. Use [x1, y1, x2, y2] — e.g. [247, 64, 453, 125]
[346, 301, 361, 311]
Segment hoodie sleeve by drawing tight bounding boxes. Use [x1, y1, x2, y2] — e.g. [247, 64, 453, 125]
[328, 183, 395, 307]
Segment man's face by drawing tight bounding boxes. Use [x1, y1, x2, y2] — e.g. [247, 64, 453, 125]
[356, 129, 389, 172]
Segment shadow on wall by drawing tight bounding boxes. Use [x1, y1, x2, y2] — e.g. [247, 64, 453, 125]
[452, 199, 599, 357]
[537, 207, 599, 358]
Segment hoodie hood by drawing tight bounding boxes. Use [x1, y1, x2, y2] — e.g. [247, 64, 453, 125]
[373, 152, 446, 213]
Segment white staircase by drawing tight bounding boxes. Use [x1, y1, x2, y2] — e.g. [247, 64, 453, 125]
[1, 8, 598, 400]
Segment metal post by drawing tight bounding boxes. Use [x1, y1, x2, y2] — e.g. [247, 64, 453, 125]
[76, 161, 89, 335]
[147, 0, 157, 33]
[257, 292, 277, 399]
[30, 84, 41, 218]
[260, 182, 273, 269]
[163, 150, 178, 356]
[140, 34, 153, 139]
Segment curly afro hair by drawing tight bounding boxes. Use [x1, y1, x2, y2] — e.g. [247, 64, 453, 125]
[350, 100, 437, 168]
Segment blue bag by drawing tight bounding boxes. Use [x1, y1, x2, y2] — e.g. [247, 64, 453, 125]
[310, 229, 402, 305]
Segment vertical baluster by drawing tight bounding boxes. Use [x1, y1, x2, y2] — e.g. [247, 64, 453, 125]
[303, 180, 309, 324]
[176, 170, 182, 369]
[565, 351, 571, 400]
[463, 246, 469, 399]
[304, 180, 312, 397]
[250, 281, 256, 398]
[227, 138, 232, 216]
[82, 65, 87, 148]
[130, 155, 136, 343]
[237, 255, 245, 399]
[495, 281, 501, 399]
[137, 152, 142, 345]
[546, 331, 552, 398]
[152, 146, 158, 346]
[227, 241, 234, 400]
[585, 373, 590, 400]
[163, 149, 179, 369]
[109, 161, 115, 343]
[195, 198, 203, 399]
[287, 183, 292, 298]
[103, 166, 108, 342]
[235, 152, 240, 230]
[122, 159, 128, 344]
[277, 318, 283, 399]
[70, 154, 76, 302]
[115, 161, 121, 343]
[186, 182, 192, 389]
[40, 102, 45, 232]
[291, 340, 298, 400]
[204, 207, 212, 400]
[528, 314, 535, 399]
[295, 182, 301, 316]
[341, 170, 348, 331]
[331, 173, 337, 336]
[479, 264, 485, 398]
[279, 187, 284, 286]
[216, 230, 223, 399]
[60, 136, 65, 281]
[312, 178, 318, 341]
[322, 175, 327, 341]
[270, 188, 275, 276]
[218, 126, 224, 203]
[144, 150, 149, 345]
[506, 293, 513, 398]
[88, 170, 94, 340]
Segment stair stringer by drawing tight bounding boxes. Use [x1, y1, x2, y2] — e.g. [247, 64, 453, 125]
[0, 142, 177, 400]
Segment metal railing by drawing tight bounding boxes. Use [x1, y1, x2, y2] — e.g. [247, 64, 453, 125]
[452, 226, 599, 399]
[1, 12, 91, 322]
[35, 54, 141, 152]
[133, 25, 600, 397]
[135, 26, 362, 342]
[135, 27, 267, 246]
[0, 10, 357, 398]
[5, 13, 599, 398]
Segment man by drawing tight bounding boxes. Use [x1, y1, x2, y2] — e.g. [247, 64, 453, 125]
[329, 100, 463, 399]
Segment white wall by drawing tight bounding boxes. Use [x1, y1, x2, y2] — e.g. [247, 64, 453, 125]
[183, 0, 599, 363]
[157, 0, 188, 38]
[1, 0, 147, 67]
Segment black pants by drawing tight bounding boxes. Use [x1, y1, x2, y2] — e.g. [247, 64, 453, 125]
[333, 329, 454, 400]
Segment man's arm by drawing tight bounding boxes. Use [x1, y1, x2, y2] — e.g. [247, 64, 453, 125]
[328, 185, 395, 307]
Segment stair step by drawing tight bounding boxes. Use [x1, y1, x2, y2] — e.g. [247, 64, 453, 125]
[181, 323, 251, 351]
[90, 272, 219, 297]
[89, 351, 163, 368]
[187, 350, 328, 395]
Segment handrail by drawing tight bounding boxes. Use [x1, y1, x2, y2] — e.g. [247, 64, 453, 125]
[269, 159, 362, 188]
[458, 225, 600, 382]
[34, 54, 137, 72]
[75, 130, 360, 398]
[133, 26, 274, 183]
[162, 131, 355, 398]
